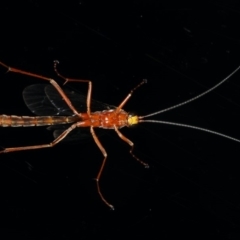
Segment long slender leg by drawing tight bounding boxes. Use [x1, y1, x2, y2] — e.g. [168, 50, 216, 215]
[0, 61, 80, 116]
[54, 62, 114, 209]
[114, 126, 149, 168]
[113, 80, 148, 166]
[116, 79, 147, 112]
[90, 126, 114, 210]
[0, 123, 77, 154]
[53, 61, 92, 115]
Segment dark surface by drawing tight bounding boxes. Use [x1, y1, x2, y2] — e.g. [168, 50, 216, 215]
[0, 1, 240, 239]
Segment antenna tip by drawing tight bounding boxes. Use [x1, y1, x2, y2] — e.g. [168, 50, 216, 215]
[143, 79, 148, 84]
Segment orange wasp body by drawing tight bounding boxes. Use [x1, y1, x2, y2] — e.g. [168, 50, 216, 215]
[0, 60, 240, 209]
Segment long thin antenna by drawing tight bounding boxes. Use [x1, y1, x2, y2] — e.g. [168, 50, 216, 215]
[139, 119, 240, 143]
[140, 65, 240, 119]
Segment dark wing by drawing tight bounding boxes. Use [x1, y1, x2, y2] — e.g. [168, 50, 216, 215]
[22, 84, 114, 143]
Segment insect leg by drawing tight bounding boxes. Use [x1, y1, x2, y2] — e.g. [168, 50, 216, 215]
[114, 126, 149, 168]
[0, 123, 77, 154]
[116, 79, 147, 113]
[0, 61, 80, 116]
[53, 61, 92, 115]
[89, 126, 114, 210]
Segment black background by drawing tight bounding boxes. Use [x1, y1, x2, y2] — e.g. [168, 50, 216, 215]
[0, 1, 240, 239]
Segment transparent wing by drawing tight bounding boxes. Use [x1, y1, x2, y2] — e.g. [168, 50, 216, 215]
[23, 84, 116, 116]
[23, 84, 59, 116]
[22, 84, 114, 142]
